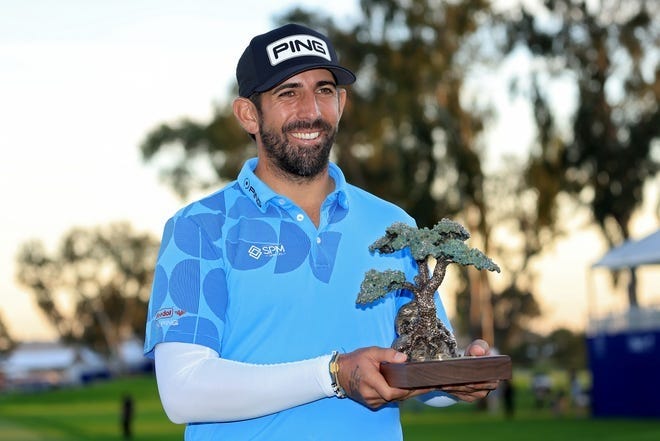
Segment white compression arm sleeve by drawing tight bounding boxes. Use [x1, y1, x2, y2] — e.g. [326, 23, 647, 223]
[154, 342, 335, 423]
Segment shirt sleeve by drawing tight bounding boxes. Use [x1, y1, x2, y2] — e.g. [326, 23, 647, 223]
[144, 214, 228, 358]
[154, 341, 336, 423]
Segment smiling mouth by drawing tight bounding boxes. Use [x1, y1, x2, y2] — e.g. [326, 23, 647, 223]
[291, 131, 321, 140]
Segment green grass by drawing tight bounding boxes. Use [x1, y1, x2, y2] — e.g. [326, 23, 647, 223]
[0, 375, 183, 441]
[400, 400, 660, 441]
[0, 374, 658, 440]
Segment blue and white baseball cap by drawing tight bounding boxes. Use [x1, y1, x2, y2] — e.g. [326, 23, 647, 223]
[236, 23, 356, 98]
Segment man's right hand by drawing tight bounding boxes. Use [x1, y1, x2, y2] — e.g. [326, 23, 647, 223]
[336, 347, 433, 408]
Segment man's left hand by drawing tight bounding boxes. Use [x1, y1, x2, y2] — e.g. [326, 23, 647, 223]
[438, 339, 499, 402]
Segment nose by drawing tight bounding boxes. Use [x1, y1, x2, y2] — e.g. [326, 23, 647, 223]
[295, 91, 321, 120]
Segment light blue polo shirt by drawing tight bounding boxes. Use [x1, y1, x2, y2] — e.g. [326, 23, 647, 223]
[144, 158, 452, 440]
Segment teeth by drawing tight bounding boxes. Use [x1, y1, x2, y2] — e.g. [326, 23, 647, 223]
[292, 132, 320, 140]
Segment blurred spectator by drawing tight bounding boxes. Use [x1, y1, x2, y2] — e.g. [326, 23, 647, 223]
[121, 394, 134, 440]
[552, 389, 568, 417]
[501, 378, 515, 418]
[569, 369, 589, 413]
[531, 372, 553, 408]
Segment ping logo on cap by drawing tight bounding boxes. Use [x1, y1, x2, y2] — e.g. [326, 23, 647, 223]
[266, 34, 331, 66]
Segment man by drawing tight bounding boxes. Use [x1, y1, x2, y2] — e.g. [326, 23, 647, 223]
[144, 23, 497, 440]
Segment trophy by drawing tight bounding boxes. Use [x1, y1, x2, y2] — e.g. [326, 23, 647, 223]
[357, 219, 512, 388]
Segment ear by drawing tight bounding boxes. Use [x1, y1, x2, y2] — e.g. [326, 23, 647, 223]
[232, 97, 259, 136]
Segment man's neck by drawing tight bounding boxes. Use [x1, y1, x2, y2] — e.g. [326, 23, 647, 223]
[254, 161, 335, 227]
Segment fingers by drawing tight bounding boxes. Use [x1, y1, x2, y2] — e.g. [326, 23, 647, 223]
[440, 380, 500, 402]
[337, 347, 416, 409]
[381, 348, 408, 364]
[464, 339, 490, 357]
[436, 339, 497, 403]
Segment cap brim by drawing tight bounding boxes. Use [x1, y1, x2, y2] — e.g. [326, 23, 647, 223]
[254, 62, 356, 94]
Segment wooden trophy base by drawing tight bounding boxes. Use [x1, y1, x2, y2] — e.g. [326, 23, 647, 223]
[381, 355, 512, 389]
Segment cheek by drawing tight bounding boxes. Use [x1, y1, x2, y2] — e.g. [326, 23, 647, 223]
[258, 113, 282, 133]
[262, 106, 293, 129]
[320, 103, 341, 123]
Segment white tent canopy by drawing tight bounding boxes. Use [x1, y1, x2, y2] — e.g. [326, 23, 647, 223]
[592, 229, 660, 270]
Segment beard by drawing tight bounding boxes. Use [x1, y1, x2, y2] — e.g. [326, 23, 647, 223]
[259, 117, 336, 178]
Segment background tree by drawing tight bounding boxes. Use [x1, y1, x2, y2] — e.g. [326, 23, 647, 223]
[512, 327, 587, 370]
[15, 223, 159, 357]
[457, 282, 542, 356]
[500, 0, 659, 306]
[141, 110, 252, 200]
[0, 312, 15, 354]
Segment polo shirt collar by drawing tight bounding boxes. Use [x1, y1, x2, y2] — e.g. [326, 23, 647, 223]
[237, 158, 349, 212]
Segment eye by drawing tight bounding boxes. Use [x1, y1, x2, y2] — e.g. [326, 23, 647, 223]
[318, 86, 336, 95]
[277, 89, 296, 98]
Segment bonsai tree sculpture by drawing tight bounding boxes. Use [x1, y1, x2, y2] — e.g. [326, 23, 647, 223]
[357, 219, 500, 362]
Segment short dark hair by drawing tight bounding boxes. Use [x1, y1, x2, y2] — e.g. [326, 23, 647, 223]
[249, 92, 262, 112]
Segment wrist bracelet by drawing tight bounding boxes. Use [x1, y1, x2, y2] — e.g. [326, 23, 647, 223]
[329, 351, 347, 399]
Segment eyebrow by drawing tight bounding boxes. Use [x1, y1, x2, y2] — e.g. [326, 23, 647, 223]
[270, 80, 337, 95]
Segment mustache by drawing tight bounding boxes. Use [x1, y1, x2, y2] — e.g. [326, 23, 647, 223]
[283, 118, 332, 133]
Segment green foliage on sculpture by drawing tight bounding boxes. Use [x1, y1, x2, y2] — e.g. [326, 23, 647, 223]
[357, 219, 500, 361]
[357, 269, 408, 305]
